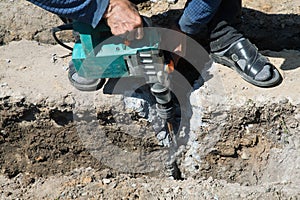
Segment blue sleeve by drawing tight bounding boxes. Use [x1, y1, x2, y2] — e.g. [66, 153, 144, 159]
[178, 0, 222, 34]
[27, 0, 109, 28]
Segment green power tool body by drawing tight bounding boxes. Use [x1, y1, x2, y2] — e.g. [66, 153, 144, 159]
[71, 20, 170, 85]
[52, 19, 177, 146]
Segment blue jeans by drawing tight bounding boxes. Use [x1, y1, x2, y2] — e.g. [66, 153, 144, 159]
[178, 0, 242, 35]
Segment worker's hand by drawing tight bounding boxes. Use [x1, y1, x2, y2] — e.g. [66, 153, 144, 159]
[104, 0, 143, 40]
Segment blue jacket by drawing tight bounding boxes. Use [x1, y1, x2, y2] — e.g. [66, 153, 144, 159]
[27, 0, 109, 28]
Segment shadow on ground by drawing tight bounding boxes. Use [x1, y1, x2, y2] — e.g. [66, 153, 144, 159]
[240, 8, 300, 51]
[151, 7, 300, 72]
[153, 7, 300, 51]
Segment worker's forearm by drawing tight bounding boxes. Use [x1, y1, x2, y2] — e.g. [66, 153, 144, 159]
[26, 0, 109, 28]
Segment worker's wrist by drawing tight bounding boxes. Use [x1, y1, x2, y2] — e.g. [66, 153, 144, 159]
[103, 1, 112, 18]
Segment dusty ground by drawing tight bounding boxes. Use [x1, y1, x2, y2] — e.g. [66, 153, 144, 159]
[0, 0, 299, 199]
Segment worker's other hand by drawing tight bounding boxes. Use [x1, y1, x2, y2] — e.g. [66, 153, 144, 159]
[104, 0, 143, 40]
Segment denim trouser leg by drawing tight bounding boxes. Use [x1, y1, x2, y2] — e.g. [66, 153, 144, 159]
[208, 0, 242, 31]
[177, 0, 242, 34]
[208, 0, 243, 52]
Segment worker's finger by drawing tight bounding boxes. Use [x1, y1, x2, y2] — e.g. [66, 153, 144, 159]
[110, 24, 125, 36]
[135, 27, 144, 40]
[122, 26, 144, 41]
